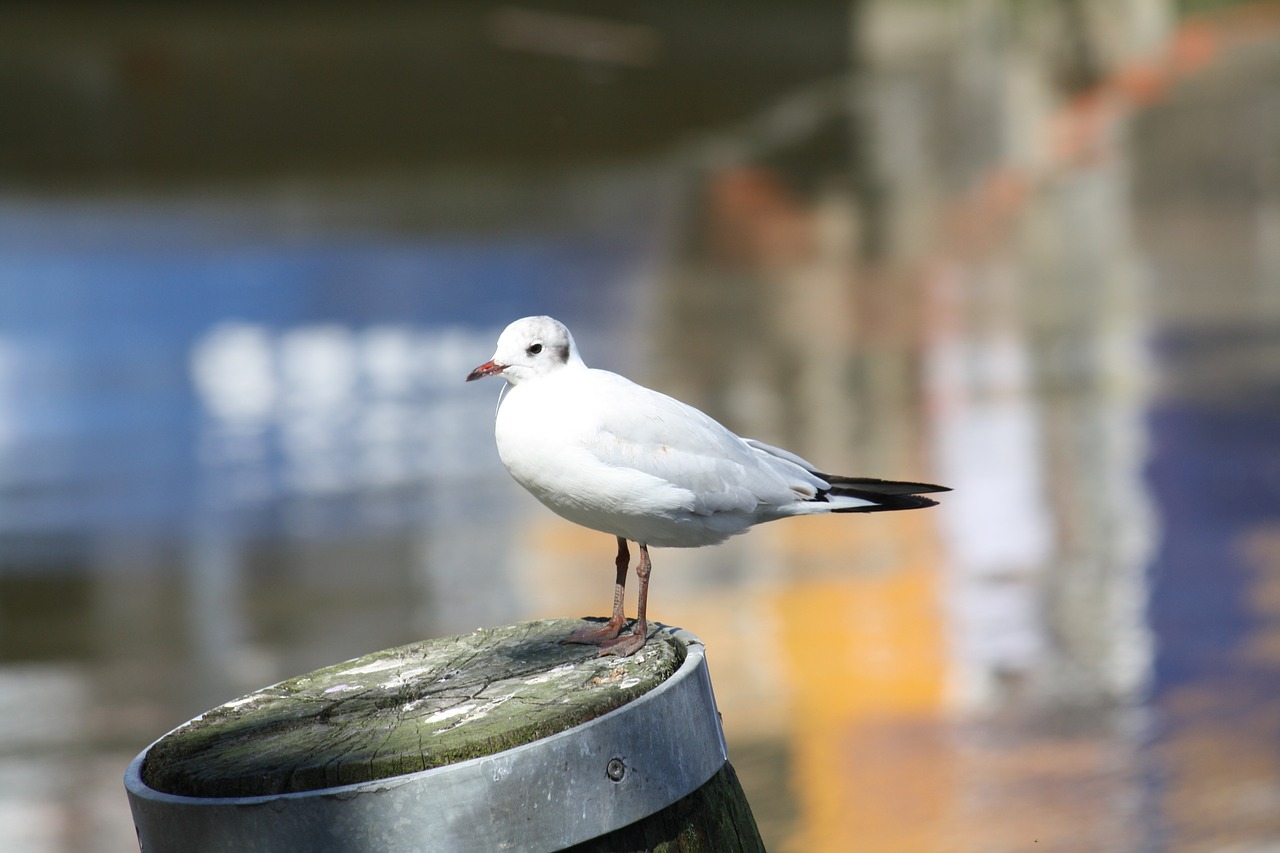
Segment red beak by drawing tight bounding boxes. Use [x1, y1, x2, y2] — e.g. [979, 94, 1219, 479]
[466, 360, 505, 382]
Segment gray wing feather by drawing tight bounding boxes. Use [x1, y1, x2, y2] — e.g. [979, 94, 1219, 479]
[587, 372, 818, 514]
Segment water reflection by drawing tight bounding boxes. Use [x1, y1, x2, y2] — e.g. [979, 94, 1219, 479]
[4, 3, 1280, 852]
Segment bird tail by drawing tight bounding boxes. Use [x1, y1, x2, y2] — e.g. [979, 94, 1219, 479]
[816, 475, 951, 513]
[741, 439, 950, 514]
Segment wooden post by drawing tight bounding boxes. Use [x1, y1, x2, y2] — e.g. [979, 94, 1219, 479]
[124, 618, 764, 852]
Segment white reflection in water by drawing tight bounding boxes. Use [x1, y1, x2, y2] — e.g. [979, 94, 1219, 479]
[184, 320, 524, 670]
[190, 321, 501, 503]
[927, 268, 1056, 711]
[190, 323, 277, 430]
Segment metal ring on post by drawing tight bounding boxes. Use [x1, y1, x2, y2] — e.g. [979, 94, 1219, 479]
[125, 628, 728, 853]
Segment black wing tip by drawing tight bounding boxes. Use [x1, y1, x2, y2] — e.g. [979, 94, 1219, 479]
[814, 476, 950, 513]
[830, 493, 942, 513]
[818, 475, 951, 495]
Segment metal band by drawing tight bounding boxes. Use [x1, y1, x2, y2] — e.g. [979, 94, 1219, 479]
[125, 627, 728, 852]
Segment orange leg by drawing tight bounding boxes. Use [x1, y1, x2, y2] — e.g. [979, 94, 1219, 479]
[597, 543, 651, 657]
[564, 537, 631, 645]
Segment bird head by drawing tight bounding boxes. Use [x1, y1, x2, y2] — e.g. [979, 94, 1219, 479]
[466, 315, 582, 385]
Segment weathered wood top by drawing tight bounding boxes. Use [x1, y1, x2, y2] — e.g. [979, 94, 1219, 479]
[142, 618, 683, 799]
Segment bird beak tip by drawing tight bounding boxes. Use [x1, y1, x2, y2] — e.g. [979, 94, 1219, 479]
[466, 360, 503, 382]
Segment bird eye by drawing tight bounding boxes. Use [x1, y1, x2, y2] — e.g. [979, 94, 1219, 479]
[527, 343, 543, 355]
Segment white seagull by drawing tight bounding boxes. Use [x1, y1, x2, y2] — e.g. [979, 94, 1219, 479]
[467, 315, 948, 656]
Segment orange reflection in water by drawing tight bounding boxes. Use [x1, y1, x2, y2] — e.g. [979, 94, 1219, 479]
[775, 512, 1151, 853]
[772, 513, 947, 852]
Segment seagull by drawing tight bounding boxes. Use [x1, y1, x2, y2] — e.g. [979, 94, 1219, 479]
[467, 315, 949, 656]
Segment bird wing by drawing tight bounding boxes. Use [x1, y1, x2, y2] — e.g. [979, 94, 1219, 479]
[583, 370, 823, 515]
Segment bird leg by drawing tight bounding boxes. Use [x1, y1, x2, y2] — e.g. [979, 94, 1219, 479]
[564, 537, 631, 645]
[597, 543, 651, 657]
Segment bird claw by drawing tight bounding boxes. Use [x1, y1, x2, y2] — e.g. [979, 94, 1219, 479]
[561, 618, 649, 656]
[562, 619, 627, 645]
[595, 628, 648, 658]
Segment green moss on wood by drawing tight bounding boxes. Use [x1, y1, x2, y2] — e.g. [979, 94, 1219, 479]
[142, 618, 682, 798]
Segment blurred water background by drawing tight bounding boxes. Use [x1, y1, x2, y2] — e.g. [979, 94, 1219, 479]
[3, 1, 1280, 850]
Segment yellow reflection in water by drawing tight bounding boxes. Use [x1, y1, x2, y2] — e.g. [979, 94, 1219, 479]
[773, 513, 946, 852]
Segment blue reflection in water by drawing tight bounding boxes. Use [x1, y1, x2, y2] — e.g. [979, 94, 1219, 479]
[0, 199, 649, 552]
[1144, 331, 1280, 846]
[1148, 387, 1280, 690]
